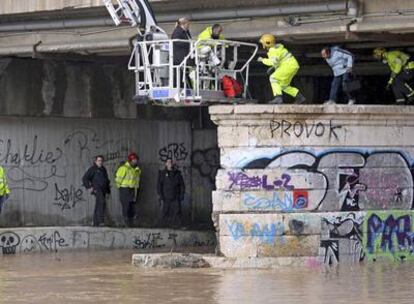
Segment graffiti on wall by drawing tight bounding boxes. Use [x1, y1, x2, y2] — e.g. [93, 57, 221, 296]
[0, 228, 216, 255]
[0, 127, 137, 216]
[364, 211, 414, 261]
[0, 230, 68, 254]
[192, 148, 220, 185]
[228, 172, 294, 191]
[0, 135, 63, 166]
[226, 220, 285, 245]
[240, 150, 414, 211]
[269, 119, 343, 141]
[53, 183, 85, 211]
[158, 143, 188, 162]
[320, 213, 364, 265]
[242, 190, 308, 211]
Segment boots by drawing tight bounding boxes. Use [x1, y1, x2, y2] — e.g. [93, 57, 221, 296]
[294, 92, 306, 104]
[269, 96, 283, 104]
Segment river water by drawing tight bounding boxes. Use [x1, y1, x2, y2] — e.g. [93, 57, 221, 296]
[0, 250, 412, 303]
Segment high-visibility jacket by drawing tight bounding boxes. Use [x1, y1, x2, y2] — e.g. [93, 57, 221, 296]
[197, 26, 224, 41]
[115, 162, 141, 189]
[262, 44, 299, 70]
[0, 166, 10, 197]
[383, 50, 412, 76]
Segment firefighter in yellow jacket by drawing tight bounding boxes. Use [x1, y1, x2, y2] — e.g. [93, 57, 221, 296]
[115, 152, 141, 227]
[198, 24, 224, 41]
[0, 166, 10, 215]
[258, 34, 305, 104]
[373, 47, 414, 104]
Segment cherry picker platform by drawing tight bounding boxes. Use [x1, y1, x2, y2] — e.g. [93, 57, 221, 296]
[103, 0, 258, 106]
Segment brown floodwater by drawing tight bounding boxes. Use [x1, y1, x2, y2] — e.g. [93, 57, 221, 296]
[0, 250, 412, 304]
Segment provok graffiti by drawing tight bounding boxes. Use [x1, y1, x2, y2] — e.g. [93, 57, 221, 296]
[270, 119, 343, 141]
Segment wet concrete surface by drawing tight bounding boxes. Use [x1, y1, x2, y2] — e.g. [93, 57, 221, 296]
[0, 250, 413, 303]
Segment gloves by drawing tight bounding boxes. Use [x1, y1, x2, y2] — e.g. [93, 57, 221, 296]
[257, 57, 264, 63]
[266, 67, 275, 76]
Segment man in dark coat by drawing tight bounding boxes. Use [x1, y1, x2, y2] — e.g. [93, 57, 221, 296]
[172, 17, 193, 89]
[157, 158, 185, 227]
[82, 155, 111, 226]
[172, 17, 192, 65]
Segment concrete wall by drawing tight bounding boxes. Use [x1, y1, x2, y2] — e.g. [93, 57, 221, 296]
[0, 116, 215, 228]
[3, 0, 413, 16]
[210, 105, 414, 264]
[0, 58, 136, 119]
[191, 129, 219, 228]
[0, 226, 215, 255]
[0, 0, 106, 15]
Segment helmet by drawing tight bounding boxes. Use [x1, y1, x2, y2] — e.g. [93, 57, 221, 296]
[128, 152, 139, 162]
[259, 34, 276, 49]
[373, 47, 386, 59]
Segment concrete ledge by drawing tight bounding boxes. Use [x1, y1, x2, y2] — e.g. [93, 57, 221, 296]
[0, 226, 216, 255]
[132, 253, 323, 269]
[209, 104, 414, 116]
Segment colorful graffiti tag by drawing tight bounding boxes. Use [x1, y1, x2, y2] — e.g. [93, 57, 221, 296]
[364, 211, 414, 261]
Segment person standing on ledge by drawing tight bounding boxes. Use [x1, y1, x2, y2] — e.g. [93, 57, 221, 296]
[322, 46, 356, 105]
[82, 155, 111, 227]
[157, 158, 185, 228]
[115, 152, 141, 227]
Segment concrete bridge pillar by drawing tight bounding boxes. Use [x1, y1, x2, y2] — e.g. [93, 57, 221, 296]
[210, 105, 414, 264]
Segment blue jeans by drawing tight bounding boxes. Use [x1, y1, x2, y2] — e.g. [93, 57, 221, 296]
[329, 73, 354, 102]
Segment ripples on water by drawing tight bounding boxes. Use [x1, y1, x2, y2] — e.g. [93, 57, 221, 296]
[0, 250, 412, 304]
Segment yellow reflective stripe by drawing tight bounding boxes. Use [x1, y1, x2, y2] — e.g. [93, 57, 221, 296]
[281, 53, 292, 62]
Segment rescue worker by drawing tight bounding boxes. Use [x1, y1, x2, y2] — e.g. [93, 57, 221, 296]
[373, 47, 414, 104]
[322, 46, 356, 105]
[0, 165, 10, 215]
[197, 24, 225, 89]
[157, 158, 185, 228]
[115, 152, 141, 227]
[257, 34, 305, 104]
[82, 155, 111, 227]
[198, 24, 224, 41]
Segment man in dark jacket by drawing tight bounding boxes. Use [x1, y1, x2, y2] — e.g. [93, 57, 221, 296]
[157, 158, 185, 227]
[82, 155, 111, 226]
[172, 17, 192, 66]
[172, 17, 193, 89]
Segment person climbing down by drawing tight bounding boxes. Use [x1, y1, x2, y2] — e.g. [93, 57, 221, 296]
[373, 47, 414, 105]
[257, 34, 305, 104]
